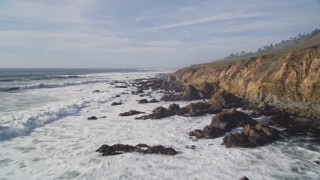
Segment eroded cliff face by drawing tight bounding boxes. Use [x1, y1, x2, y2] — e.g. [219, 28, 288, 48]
[174, 46, 320, 120]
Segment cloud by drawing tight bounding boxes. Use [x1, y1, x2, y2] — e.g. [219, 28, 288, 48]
[0, 30, 129, 51]
[143, 12, 264, 32]
[117, 47, 177, 54]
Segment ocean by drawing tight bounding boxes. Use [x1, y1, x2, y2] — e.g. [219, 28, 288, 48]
[0, 68, 319, 179]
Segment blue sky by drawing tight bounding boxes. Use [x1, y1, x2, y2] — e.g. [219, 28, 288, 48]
[0, 0, 319, 68]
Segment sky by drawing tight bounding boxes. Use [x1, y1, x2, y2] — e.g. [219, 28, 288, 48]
[0, 0, 319, 69]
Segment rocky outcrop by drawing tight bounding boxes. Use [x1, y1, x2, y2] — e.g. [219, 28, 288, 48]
[119, 110, 144, 116]
[173, 46, 320, 121]
[96, 144, 177, 156]
[135, 101, 216, 120]
[189, 109, 257, 139]
[222, 123, 279, 148]
[209, 89, 243, 110]
[160, 85, 205, 101]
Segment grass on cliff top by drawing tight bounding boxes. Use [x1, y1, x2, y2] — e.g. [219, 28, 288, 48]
[189, 32, 320, 69]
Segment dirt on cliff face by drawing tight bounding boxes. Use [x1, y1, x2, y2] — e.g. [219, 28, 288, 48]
[174, 46, 320, 120]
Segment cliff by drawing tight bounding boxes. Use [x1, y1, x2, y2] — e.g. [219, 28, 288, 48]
[173, 45, 320, 121]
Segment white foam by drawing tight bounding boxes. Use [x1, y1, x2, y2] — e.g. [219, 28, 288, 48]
[0, 70, 319, 179]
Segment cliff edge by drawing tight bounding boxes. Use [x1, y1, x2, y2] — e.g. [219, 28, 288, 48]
[173, 45, 320, 121]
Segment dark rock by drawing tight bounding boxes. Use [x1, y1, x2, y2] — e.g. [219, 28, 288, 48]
[160, 92, 182, 101]
[202, 126, 225, 138]
[240, 176, 250, 180]
[138, 99, 148, 104]
[92, 90, 101, 93]
[115, 85, 128, 88]
[189, 126, 225, 139]
[182, 85, 200, 100]
[189, 129, 204, 139]
[209, 108, 256, 132]
[222, 123, 279, 148]
[100, 116, 106, 118]
[185, 145, 196, 150]
[111, 102, 123, 106]
[135, 144, 149, 148]
[183, 101, 213, 116]
[167, 103, 181, 115]
[136, 89, 144, 94]
[96, 144, 177, 156]
[119, 110, 144, 116]
[189, 109, 256, 139]
[142, 145, 177, 155]
[96, 145, 122, 156]
[87, 116, 98, 120]
[315, 161, 320, 165]
[115, 95, 121, 97]
[209, 89, 243, 110]
[197, 82, 219, 98]
[149, 98, 159, 103]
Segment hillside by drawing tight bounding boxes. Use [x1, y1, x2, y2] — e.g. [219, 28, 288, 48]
[173, 31, 320, 121]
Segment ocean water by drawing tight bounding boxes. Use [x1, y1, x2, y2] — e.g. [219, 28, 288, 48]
[0, 69, 319, 180]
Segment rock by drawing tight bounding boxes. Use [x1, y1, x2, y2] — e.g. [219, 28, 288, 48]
[209, 109, 256, 132]
[189, 129, 204, 139]
[142, 145, 177, 155]
[115, 85, 127, 88]
[149, 98, 159, 103]
[136, 89, 144, 94]
[315, 161, 320, 165]
[197, 82, 219, 98]
[96, 144, 177, 156]
[151, 106, 170, 119]
[240, 176, 250, 180]
[92, 90, 101, 93]
[115, 95, 121, 97]
[184, 101, 213, 116]
[160, 92, 182, 101]
[209, 89, 243, 110]
[111, 102, 123, 106]
[202, 126, 225, 138]
[182, 85, 200, 100]
[135, 144, 148, 148]
[189, 109, 256, 139]
[138, 99, 148, 104]
[100, 116, 106, 118]
[87, 116, 98, 120]
[167, 103, 181, 115]
[119, 110, 144, 116]
[222, 123, 279, 148]
[185, 145, 196, 150]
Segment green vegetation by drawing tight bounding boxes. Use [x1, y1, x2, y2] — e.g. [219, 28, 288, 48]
[191, 28, 320, 69]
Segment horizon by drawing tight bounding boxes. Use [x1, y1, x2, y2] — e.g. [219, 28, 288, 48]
[0, 0, 320, 69]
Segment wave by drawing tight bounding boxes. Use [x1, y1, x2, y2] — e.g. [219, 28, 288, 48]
[0, 93, 118, 140]
[0, 79, 110, 92]
[0, 75, 82, 82]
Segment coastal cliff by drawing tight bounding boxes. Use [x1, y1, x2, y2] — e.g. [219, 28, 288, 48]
[173, 45, 320, 121]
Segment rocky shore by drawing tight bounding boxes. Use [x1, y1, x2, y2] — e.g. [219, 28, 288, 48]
[91, 46, 320, 179]
[95, 63, 320, 156]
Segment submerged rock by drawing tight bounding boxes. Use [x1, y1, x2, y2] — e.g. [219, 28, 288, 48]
[87, 116, 98, 120]
[96, 144, 177, 156]
[119, 110, 144, 116]
[111, 102, 123, 106]
[92, 90, 101, 93]
[149, 98, 159, 103]
[138, 99, 148, 104]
